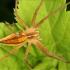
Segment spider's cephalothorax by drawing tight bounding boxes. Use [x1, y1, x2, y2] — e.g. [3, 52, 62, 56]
[0, 0, 70, 68]
[25, 28, 39, 40]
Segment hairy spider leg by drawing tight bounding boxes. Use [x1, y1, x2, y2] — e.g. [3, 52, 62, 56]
[34, 2, 70, 28]
[0, 45, 22, 61]
[24, 42, 31, 61]
[24, 42, 33, 68]
[14, 0, 28, 29]
[0, 43, 32, 69]
[32, 0, 44, 26]
[32, 39, 70, 63]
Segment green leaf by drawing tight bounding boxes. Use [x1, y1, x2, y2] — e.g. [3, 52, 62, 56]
[0, 0, 70, 70]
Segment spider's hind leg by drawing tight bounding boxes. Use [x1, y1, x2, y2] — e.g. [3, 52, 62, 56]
[32, 39, 70, 63]
[24, 42, 32, 68]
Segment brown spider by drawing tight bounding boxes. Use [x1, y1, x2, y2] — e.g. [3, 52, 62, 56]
[0, 0, 70, 67]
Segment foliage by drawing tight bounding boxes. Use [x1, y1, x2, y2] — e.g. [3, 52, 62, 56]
[0, 0, 70, 70]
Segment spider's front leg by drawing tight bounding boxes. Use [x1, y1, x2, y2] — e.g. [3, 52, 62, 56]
[31, 0, 44, 26]
[14, 0, 28, 29]
[34, 2, 70, 28]
[31, 39, 70, 63]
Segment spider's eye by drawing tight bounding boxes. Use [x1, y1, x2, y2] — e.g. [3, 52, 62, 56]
[66, 0, 70, 11]
[0, 0, 16, 24]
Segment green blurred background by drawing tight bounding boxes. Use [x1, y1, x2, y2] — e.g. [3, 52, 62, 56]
[0, 0, 70, 70]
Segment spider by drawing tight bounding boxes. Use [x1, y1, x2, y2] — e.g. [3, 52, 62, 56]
[0, 0, 70, 67]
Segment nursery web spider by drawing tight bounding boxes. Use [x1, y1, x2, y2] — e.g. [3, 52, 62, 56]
[0, 0, 70, 65]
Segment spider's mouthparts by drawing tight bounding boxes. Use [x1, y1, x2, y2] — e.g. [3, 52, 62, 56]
[26, 32, 39, 38]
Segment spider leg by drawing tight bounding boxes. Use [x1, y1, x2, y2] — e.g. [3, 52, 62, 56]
[0, 44, 23, 61]
[34, 2, 70, 28]
[14, 0, 28, 29]
[32, 39, 70, 63]
[32, 0, 44, 26]
[24, 42, 31, 61]
[24, 42, 32, 69]
[0, 44, 32, 69]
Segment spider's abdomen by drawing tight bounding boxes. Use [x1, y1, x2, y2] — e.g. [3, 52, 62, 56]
[1, 36, 27, 44]
[0, 33, 27, 45]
